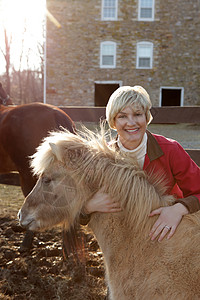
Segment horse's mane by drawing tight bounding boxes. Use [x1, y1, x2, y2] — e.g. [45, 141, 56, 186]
[31, 126, 174, 231]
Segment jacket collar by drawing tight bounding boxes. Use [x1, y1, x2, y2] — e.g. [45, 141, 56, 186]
[113, 130, 164, 162]
[146, 130, 164, 161]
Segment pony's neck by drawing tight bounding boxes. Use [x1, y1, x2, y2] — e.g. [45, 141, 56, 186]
[99, 162, 169, 230]
[72, 148, 172, 231]
[90, 209, 157, 262]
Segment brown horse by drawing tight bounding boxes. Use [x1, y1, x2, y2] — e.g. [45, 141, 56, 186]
[0, 83, 75, 249]
[0, 98, 75, 195]
[19, 129, 200, 300]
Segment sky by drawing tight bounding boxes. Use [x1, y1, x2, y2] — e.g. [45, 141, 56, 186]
[0, 0, 46, 74]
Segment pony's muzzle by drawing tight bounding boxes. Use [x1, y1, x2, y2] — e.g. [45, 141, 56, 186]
[18, 209, 35, 230]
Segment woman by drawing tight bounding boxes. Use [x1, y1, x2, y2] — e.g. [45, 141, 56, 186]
[82, 85, 200, 242]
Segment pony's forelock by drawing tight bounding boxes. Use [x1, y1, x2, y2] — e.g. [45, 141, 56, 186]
[31, 124, 118, 176]
[30, 130, 73, 175]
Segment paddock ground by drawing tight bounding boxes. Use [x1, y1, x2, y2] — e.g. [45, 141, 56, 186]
[0, 123, 199, 299]
[0, 183, 107, 300]
[148, 123, 200, 149]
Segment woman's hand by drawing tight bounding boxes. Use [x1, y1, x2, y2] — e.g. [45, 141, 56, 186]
[84, 188, 122, 214]
[149, 203, 188, 242]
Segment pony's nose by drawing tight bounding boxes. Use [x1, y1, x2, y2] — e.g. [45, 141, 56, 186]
[18, 209, 22, 222]
[18, 210, 27, 229]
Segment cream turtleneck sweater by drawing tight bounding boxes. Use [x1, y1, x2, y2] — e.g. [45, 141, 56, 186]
[117, 133, 147, 169]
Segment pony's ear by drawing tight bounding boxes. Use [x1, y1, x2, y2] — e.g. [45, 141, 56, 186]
[49, 142, 63, 162]
[64, 148, 82, 165]
[49, 142, 83, 166]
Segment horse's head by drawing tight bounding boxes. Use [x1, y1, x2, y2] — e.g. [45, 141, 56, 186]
[0, 82, 13, 105]
[18, 165, 83, 232]
[18, 132, 90, 231]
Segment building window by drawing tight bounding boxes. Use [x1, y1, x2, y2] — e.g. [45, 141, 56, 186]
[160, 87, 184, 106]
[100, 41, 116, 68]
[102, 0, 118, 20]
[138, 0, 154, 21]
[136, 42, 153, 69]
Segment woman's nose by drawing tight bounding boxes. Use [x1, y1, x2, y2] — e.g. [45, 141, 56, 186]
[126, 116, 136, 126]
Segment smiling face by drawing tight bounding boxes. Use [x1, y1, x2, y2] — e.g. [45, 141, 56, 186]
[114, 105, 147, 150]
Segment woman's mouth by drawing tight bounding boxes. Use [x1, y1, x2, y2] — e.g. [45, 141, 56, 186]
[125, 128, 139, 133]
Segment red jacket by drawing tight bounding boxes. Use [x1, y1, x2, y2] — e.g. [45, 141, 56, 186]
[144, 131, 200, 213]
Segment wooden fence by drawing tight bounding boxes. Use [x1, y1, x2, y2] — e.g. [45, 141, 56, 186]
[61, 106, 200, 167]
[0, 106, 199, 186]
[61, 106, 200, 124]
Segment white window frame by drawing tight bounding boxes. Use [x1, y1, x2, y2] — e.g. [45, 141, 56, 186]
[95, 80, 122, 85]
[100, 41, 116, 68]
[159, 87, 184, 106]
[136, 41, 153, 69]
[101, 0, 118, 21]
[138, 0, 155, 21]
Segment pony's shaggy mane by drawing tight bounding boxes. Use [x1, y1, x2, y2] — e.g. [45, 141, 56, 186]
[31, 127, 175, 231]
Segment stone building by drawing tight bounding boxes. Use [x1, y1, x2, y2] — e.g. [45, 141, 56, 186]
[46, 0, 200, 107]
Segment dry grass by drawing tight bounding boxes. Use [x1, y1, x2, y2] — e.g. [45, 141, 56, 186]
[149, 123, 200, 149]
[0, 184, 24, 218]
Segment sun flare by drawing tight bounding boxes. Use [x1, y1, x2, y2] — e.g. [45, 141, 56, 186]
[0, 0, 46, 72]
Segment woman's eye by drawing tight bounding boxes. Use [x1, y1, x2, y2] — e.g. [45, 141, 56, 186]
[135, 112, 144, 116]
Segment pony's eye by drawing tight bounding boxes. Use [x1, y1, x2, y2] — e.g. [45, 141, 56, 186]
[42, 177, 51, 184]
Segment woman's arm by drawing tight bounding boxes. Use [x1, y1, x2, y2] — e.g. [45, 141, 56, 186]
[148, 140, 199, 241]
[80, 189, 121, 225]
[84, 189, 122, 214]
[171, 142, 200, 210]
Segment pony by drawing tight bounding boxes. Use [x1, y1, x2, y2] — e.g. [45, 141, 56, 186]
[19, 128, 200, 299]
[0, 83, 75, 249]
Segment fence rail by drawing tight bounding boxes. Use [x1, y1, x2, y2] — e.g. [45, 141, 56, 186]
[1, 106, 200, 186]
[61, 106, 200, 166]
[60, 106, 200, 124]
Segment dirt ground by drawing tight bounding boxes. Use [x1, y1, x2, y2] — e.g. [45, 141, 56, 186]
[0, 123, 199, 300]
[0, 185, 107, 300]
[148, 123, 200, 149]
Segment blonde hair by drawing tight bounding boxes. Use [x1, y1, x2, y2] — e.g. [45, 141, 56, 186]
[106, 86, 153, 129]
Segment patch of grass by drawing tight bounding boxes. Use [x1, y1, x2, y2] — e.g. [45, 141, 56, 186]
[0, 184, 24, 218]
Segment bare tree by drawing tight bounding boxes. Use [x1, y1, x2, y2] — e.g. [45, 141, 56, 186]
[0, 28, 12, 95]
[11, 22, 43, 104]
[36, 38, 45, 101]
[0, 17, 44, 104]
[11, 68, 43, 104]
